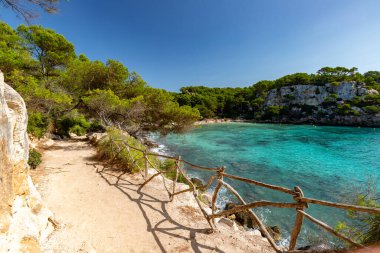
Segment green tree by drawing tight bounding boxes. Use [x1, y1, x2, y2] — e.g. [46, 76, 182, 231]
[0, 22, 36, 74]
[17, 24, 76, 82]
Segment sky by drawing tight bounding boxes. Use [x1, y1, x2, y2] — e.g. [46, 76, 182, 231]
[1, 0, 380, 91]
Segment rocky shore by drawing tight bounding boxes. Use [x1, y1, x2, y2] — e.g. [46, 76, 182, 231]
[196, 82, 380, 127]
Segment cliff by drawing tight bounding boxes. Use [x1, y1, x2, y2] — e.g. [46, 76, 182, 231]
[0, 71, 54, 252]
[263, 82, 380, 126]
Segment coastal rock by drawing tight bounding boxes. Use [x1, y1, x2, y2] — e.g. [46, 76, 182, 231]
[217, 217, 239, 231]
[200, 193, 212, 207]
[264, 226, 281, 242]
[191, 177, 204, 188]
[263, 81, 380, 126]
[0, 71, 54, 252]
[225, 202, 256, 229]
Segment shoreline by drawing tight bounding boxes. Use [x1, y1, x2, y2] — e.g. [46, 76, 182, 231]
[194, 118, 252, 125]
[195, 118, 380, 128]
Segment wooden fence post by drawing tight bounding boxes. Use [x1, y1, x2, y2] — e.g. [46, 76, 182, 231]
[211, 166, 225, 226]
[289, 186, 307, 251]
[144, 150, 148, 179]
[170, 156, 180, 201]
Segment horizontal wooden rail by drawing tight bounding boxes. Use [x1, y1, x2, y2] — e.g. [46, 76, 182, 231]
[298, 210, 363, 248]
[301, 197, 380, 214]
[209, 200, 299, 219]
[222, 172, 295, 195]
[104, 137, 380, 253]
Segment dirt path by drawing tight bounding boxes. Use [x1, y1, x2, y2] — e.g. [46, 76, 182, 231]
[33, 139, 273, 253]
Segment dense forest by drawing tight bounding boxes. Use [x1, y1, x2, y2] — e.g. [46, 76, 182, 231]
[174, 68, 380, 120]
[0, 21, 200, 138]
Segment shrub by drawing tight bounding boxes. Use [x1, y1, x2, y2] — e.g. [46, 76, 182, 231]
[27, 112, 49, 139]
[284, 94, 295, 100]
[336, 103, 352, 116]
[159, 159, 188, 184]
[56, 110, 91, 136]
[28, 148, 42, 169]
[265, 105, 284, 118]
[363, 106, 380, 114]
[337, 181, 380, 245]
[97, 128, 159, 173]
[323, 94, 339, 104]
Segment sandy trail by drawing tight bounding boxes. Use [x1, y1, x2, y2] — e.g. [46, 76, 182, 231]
[32, 139, 273, 253]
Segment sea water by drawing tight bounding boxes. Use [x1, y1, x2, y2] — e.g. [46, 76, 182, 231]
[152, 123, 380, 246]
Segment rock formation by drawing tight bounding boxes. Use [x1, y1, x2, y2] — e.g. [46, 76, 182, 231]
[0, 71, 54, 252]
[263, 82, 380, 126]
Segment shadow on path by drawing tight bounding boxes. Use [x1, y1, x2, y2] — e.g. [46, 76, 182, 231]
[87, 159, 225, 253]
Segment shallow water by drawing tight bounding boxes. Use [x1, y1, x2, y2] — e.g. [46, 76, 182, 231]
[153, 123, 380, 246]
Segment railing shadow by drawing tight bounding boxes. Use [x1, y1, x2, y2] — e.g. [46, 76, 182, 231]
[89, 162, 225, 253]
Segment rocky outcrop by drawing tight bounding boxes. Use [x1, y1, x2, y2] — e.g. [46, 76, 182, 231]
[0, 71, 54, 252]
[263, 82, 380, 126]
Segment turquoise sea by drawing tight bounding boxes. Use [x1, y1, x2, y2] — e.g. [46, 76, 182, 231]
[153, 123, 380, 246]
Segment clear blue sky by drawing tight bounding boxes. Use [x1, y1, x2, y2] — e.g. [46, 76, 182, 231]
[1, 0, 380, 91]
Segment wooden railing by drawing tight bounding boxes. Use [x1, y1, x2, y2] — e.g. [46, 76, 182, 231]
[107, 137, 380, 252]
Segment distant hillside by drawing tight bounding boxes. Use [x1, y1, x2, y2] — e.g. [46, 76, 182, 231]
[175, 67, 380, 126]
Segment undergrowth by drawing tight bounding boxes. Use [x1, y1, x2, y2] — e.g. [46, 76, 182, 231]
[97, 128, 190, 185]
[28, 148, 42, 169]
[97, 128, 159, 173]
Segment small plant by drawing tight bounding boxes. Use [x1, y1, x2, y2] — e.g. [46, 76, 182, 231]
[265, 105, 284, 118]
[56, 110, 91, 136]
[336, 103, 352, 116]
[28, 148, 42, 169]
[97, 128, 159, 173]
[159, 159, 188, 184]
[27, 112, 50, 139]
[284, 94, 295, 100]
[337, 179, 380, 245]
[363, 105, 380, 114]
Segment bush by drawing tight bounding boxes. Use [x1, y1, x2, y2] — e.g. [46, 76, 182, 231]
[264, 105, 284, 118]
[27, 112, 49, 139]
[337, 182, 380, 245]
[28, 148, 42, 169]
[159, 159, 188, 184]
[363, 106, 380, 114]
[56, 110, 91, 136]
[97, 128, 159, 173]
[336, 103, 352, 116]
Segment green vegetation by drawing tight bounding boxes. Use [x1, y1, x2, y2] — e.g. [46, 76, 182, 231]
[1, 20, 378, 128]
[363, 105, 380, 114]
[27, 111, 50, 139]
[337, 182, 380, 245]
[159, 159, 188, 184]
[28, 148, 42, 169]
[0, 21, 200, 139]
[96, 128, 187, 180]
[96, 128, 158, 173]
[175, 67, 380, 119]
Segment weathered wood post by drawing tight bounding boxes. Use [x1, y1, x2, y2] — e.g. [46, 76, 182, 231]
[170, 156, 180, 201]
[211, 166, 225, 227]
[289, 186, 307, 250]
[144, 150, 148, 179]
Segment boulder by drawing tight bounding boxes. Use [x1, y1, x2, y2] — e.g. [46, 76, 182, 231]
[265, 226, 281, 242]
[225, 202, 256, 229]
[217, 217, 239, 231]
[199, 193, 212, 207]
[190, 177, 204, 188]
